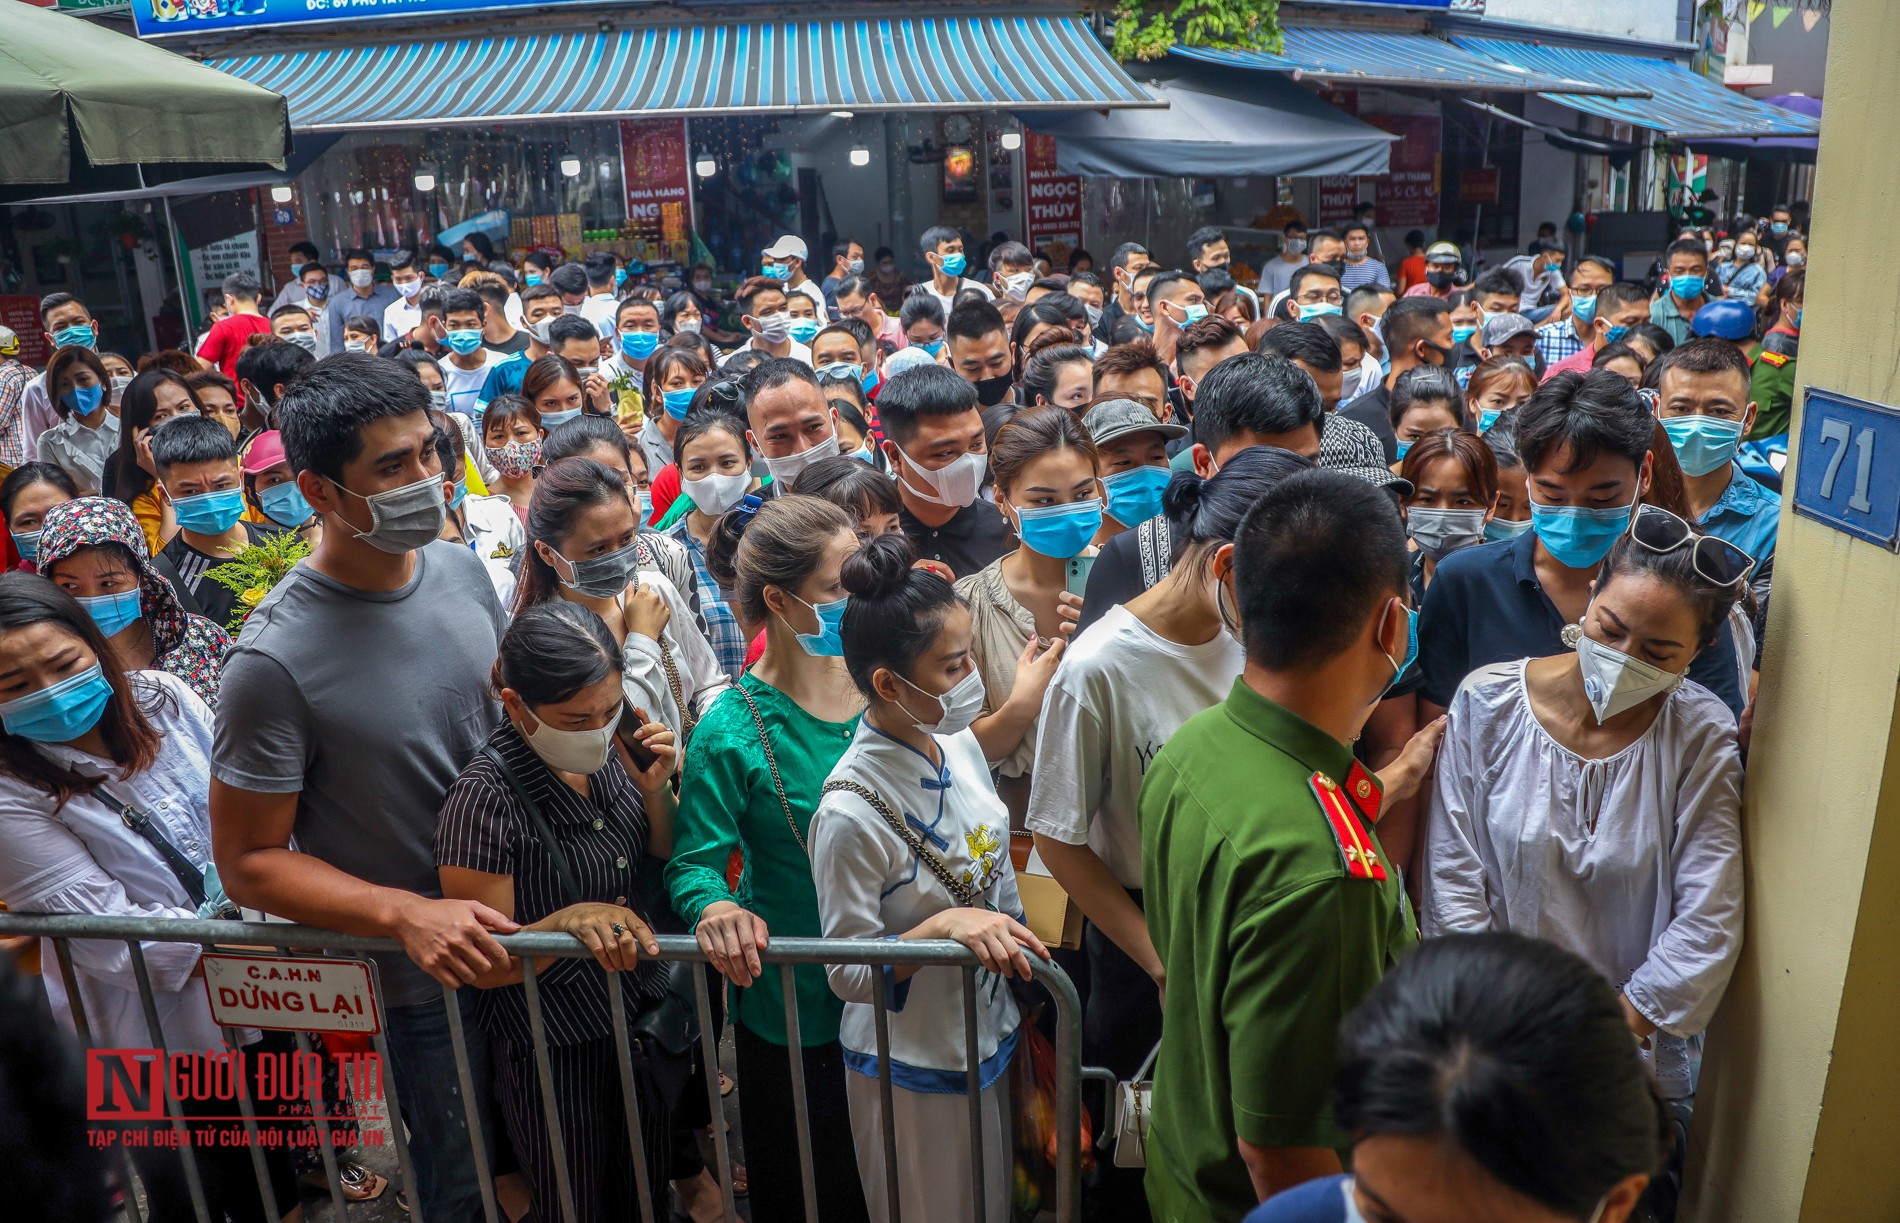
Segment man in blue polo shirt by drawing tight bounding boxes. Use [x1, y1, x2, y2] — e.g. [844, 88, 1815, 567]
[1419, 368, 1747, 721]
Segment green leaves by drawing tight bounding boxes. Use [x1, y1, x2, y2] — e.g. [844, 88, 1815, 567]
[1109, 0, 1284, 63]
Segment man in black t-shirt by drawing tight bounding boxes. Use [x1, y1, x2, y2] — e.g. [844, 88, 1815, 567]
[152, 415, 285, 629]
[878, 363, 1013, 580]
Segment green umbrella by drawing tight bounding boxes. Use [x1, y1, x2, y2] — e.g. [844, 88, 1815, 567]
[0, 2, 289, 201]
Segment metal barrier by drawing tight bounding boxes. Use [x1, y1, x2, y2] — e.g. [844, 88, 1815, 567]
[0, 912, 1083, 1223]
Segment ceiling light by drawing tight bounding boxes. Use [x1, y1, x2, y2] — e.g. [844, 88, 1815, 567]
[1000, 130, 1023, 151]
[269, 185, 293, 203]
[695, 155, 717, 178]
[560, 156, 582, 177]
[829, 110, 854, 120]
[413, 172, 436, 192]
[849, 146, 871, 167]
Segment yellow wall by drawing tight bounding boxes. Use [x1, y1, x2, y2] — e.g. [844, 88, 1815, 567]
[1682, 2, 1900, 1217]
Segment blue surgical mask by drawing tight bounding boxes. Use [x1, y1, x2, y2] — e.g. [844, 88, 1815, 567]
[539, 407, 583, 429]
[614, 268, 628, 288]
[428, 261, 451, 279]
[11, 530, 40, 563]
[939, 252, 967, 278]
[785, 592, 848, 657]
[1298, 302, 1343, 321]
[1794, 308, 1803, 330]
[1478, 408, 1502, 433]
[1172, 302, 1209, 327]
[788, 318, 821, 345]
[0, 663, 113, 743]
[450, 478, 468, 511]
[1134, 316, 1156, 335]
[1770, 222, 1789, 236]
[52, 324, 95, 350]
[1101, 466, 1171, 528]
[78, 589, 143, 637]
[1570, 294, 1598, 324]
[1661, 415, 1746, 477]
[1383, 605, 1420, 695]
[445, 329, 484, 355]
[620, 330, 659, 362]
[762, 262, 792, 282]
[1604, 324, 1631, 345]
[1669, 274, 1707, 301]
[1484, 516, 1533, 542]
[288, 262, 304, 279]
[662, 387, 696, 421]
[1529, 496, 1638, 569]
[259, 480, 314, 528]
[860, 367, 880, 396]
[919, 339, 945, 357]
[850, 443, 877, 464]
[169, 487, 246, 535]
[61, 384, 104, 417]
[524, 273, 544, 288]
[817, 361, 864, 385]
[1013, 498, 1104, 560]
[1451, 325, 1477, 345]
[1395, 440, 1413, 461]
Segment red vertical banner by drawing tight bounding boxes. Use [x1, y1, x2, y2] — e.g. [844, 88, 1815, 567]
[0, 296, 49, 366]
[1023, 132, 1083, 261]
[1317, 177, 1359, 226]
[619, 118, 694, 266]
[1369, 114, 1442, 229]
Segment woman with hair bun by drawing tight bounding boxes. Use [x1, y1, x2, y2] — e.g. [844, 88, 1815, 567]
[810, 530, 1047, 1223]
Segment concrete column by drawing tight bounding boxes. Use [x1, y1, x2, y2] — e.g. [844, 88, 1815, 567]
[1681, 2, 1900, 1219]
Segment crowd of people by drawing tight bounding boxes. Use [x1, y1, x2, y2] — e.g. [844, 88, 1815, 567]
[0, 203, 1802, 1223]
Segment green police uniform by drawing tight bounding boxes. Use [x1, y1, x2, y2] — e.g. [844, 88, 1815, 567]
[1139, 679, 1417, 1223]
[1748, 328, 1799, 440]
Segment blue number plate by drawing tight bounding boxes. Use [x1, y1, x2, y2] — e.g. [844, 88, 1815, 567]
[1792, 388, 1900, 550]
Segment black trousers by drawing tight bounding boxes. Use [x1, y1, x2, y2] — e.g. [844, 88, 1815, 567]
[733, 1021, 871, 1223]
[1082, 896, 1162, 1223]
[133, 1031, 302, 1223]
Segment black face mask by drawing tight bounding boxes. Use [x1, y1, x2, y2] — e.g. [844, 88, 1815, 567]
[1417, 340, 1453, 367]
[974, 373, 1014, 408]
[1425, 270, 1455, 290]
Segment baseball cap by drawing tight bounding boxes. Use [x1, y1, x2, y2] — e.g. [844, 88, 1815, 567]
[1480, 312, 1536, 347]
[0, 326, 17, 358]
[763, 235, 808, 262]
[241, 430, 289, 475]
[1083, 398, 1187, 447]
[1425, 242, 1462, 266]
[1333, 463, 1412, 497]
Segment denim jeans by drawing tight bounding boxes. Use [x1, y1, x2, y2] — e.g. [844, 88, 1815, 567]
[382, 989, 498, 1223]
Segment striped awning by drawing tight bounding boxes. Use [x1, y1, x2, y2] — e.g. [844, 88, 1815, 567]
[208, 16, 1157, 130]
[1171, 29, 1638, 95]
[1454, 37, 1820, 140]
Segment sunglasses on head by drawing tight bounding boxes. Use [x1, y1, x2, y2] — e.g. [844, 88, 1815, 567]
[1628, 504, 1754, 588]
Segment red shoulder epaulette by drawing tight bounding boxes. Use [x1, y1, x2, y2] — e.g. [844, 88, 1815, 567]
[1760, 350, 1790, 368]
[1310, 772, 1387, 881]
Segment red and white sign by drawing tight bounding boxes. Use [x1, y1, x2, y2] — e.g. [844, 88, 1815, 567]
[619, 118, 694, 266]
[1318, 176, 1360, 227]
[1024, 132, 1083, 257]
[203, 954, 381, 1034]
[1369, 114, 1442, 230]
[0, 295, 49, 366]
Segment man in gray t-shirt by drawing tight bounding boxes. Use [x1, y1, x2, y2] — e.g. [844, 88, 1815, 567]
[210, 354, 513, 1223]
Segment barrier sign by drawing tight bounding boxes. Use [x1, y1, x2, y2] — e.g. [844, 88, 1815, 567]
[203, 954, 381, 1034]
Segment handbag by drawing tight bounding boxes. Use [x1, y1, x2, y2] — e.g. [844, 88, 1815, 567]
[1112, 1041, 1161, 1168]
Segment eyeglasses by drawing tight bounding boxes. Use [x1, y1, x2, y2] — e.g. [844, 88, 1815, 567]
[1628, 504, 1754, 588]
[1296, 289, 1345, 305]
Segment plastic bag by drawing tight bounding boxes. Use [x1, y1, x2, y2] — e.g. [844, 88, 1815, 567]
[1010, 1013, 1093, 1221]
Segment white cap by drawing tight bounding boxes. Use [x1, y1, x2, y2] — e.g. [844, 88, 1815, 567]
[763, 234, 808, 262]
[0, 326, 17, 358]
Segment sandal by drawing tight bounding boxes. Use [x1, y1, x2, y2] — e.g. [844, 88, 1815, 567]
[301, 1163, 389, 1202]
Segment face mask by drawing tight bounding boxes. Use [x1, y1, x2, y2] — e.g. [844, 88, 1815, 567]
[750, 313, 792, 344]
[817, 361, 864, 385]
[859, 366, 881, 397]
[349, 269, 375, 289]
[576, 366, 597, 380]
[344, 339, 368, 353]
[1770, 222, 1789, 237]
[1284, 238, 1308, 257]
[322, 471, 445, 558]
[1394, 439, 1412, 461]
[1529, 495, 1637, 569]
[1102, 465, 1171, 527]
[259, 480, 314, 528]
[450, 479, 468, 511]
[523, 703, 623, 775]
[1385, 605, 1420, 694]
[78, 589, 143, 637]
[1477, 408, 1502, 433]
[1785, 251, 1807, 268]
[1001, 271, 1036, 301]
[762, 429, 838, 486]
[788, 318, 822, 345]
[109, 374, 131, 398]
[614, 268, 628, 289]
[52, 324, 95, 350]
[1570, 294, 1598, 324]
[848, 258, 865, 275]
[675, 316, 703, 334]
[894, 445, 986, 508]
[850, 443, 877, 464]
[899, 668, 986, 736]
[1794, 308, 1803, 329]
[550, 538, 640, 600]
[304, 281, 330, 303]
[1669, 274, 1706, 301]
[527, 317, 557, 346]
[939, 252, 968, 278]
[1298, 302, 1342, 321]
[539, 407, 582, 430]
[1134, 315, 1156, 335]
[1165, 300, 1209, 328]
[288, 262, 305, 278]
[170, 487, 247, 535]
[62, 385, 104, 417]
[0, 663, 113, 743]
[1603, 323, 1631, 345]
[396, 279, 422, 300]
[1012, 498, 1103, 560]
[10, 530, 40, 563]
[1484, 516, 1533, 542]
[1085, 304, 1103, 327]
[1735, 245, 1757, 262]
[525, 273, 545, 288]
[916, 338, 946, 358]
[445, 329, 484, 355]
[684, 469, 751, 516]
[974, 372, 1014, 408]
[429, 390, 450, 413]
[286, 331, 318, 353]
[1451, 325, 1477, 345]
[1576, 630, 1683, 724]
[428, 262, 451, 279]
[662, 386, 697, 420]
[782, 591, 848, 657]
[1407, 507, 1488, 561]
[692, 278, 713, 292]
[620, 330, 659, 362]
[1662, 414, 1746, 477]
[1425, 270, 1455, 290]
[762, 262, 793, 283]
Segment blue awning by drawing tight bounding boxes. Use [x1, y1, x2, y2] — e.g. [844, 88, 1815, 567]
[1172, 29, 1637, 95]
[207, 17, 1157, 130]
[1453, 37, 1820, 140]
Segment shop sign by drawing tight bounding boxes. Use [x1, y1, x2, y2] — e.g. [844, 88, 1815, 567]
[1369, 114, 1441, 230]
[0, 297, 50, 366]
[618, 119, 693, 267]
[1459, 168, 1500, 205]
[59, 0, 132, 11]
[1023, 132, 1083, 259]
[133, 0, 657, 39]
[188, 230, 260, 298]
[1318, 176, 1359, 226]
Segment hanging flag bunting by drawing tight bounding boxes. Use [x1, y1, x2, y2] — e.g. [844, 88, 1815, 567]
[1801, 9, 1822, 29]
[1771, 4, 1793, 25]
[1747, 0, 1767, 22]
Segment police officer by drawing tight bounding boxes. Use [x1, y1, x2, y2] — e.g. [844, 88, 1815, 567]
[1750, 268, 1803, 441]
[1139, 469, 1444, 1222]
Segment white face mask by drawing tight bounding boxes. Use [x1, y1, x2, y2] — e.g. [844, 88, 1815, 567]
[898, 669, 986, 736]
[348, 268, 375, 289]
[531, 317, 556, 344]
[893, 445, 986, 508]
[761, 427, 837, 486]
[1575, 630, 1684, 723]
[1000, 270, 1035, 302]
[750, 313, 792, 344]
[396, 279, 422, 300]
[522, 703, 624, 775]
[683, 469, 750, 516]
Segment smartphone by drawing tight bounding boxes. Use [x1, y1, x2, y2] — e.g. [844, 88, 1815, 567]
[613, 700, 660, 772]
[1065, 552, 1097, 600]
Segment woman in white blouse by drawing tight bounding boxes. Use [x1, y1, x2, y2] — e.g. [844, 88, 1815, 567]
[810, 532, 1049, 1223]
[37, 346, 121, 495]
[0, 574, 301, 1221]
[1424, 506, 1750, 1102]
